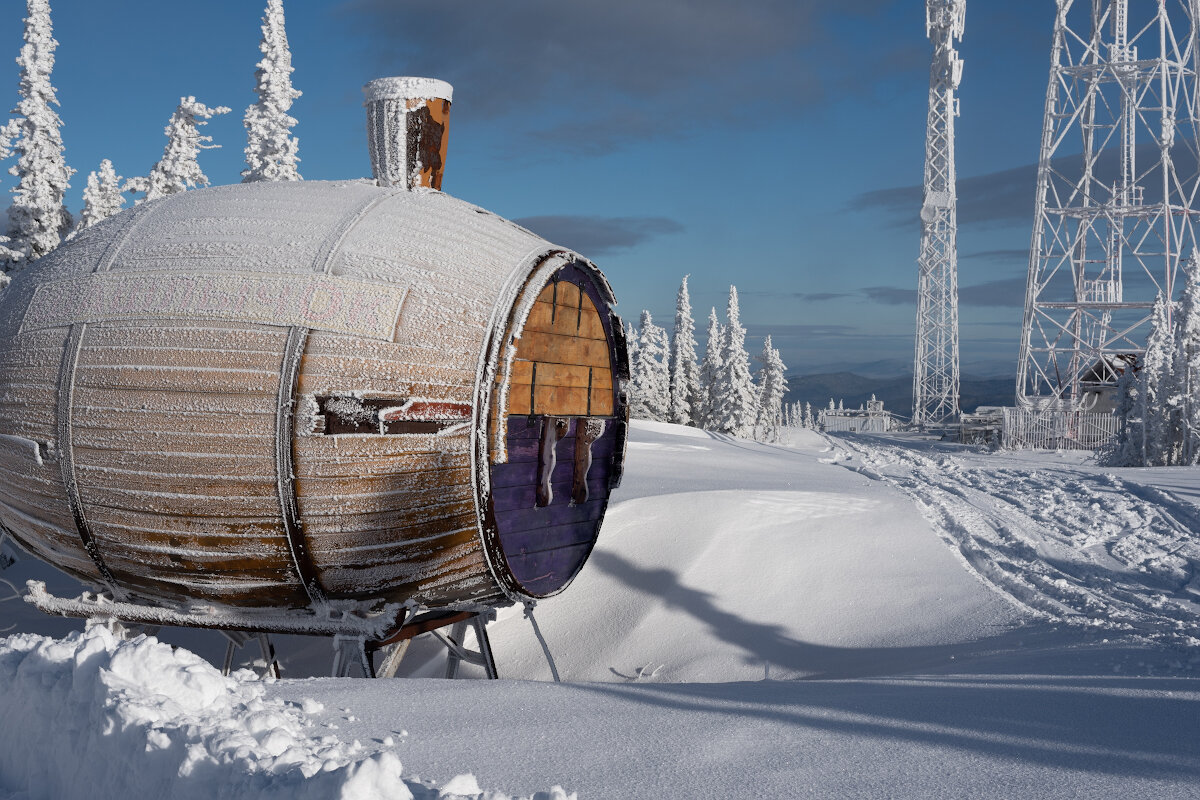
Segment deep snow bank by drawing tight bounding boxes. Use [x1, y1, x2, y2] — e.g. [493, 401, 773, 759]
[0, 624, 572, 800]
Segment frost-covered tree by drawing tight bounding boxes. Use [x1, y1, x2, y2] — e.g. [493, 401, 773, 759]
[242, 0, 302, 183]
[755, 336, 789, 442]
[668, 275, 700, 426]
[1169, 252, 1200, 464]
[804, 401, 813, 429]
[1141, 293, 1175, 466]
[1101, 358, 1142, 467]
[712, 286, 758, 437]
[125, 98, 230, 204]
[4, 0, 74, 270]
[696, 307, 724, 430]
[630, 310, 670, 421]
[74, 159, 123, 232]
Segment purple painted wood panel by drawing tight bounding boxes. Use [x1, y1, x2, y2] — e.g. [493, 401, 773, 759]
[485, 269, 624, 597]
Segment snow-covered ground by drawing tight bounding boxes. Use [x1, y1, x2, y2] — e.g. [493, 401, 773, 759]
[2, 422, 1200, 798]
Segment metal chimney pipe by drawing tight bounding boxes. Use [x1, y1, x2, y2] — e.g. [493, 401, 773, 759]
[363, 77, 453, 190]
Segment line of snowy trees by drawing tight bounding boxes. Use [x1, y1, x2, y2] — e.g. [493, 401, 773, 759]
[1106, 252, 1200, 466]
[627, 277, 794, 442]
[0, 0, 302, 280]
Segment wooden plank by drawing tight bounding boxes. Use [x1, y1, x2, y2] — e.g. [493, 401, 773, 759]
[72, 387, 272, 415]
[299, 352, 474, 387]
[554, 281, 581, 309]
[513, 330, 610, 368]
[302, 498, 477, 537]
[102, 568, 306, 607]
[72, 426, 276, 456]
[578, 294, 607, 341]
[313, 524, 479, 570]
[491, 476, 609, 512]
[590, 385, 615, 415]
[296, 481, 474, 517]
[77, 345, 284, 372]
[495, 498, 606, 533]
[297, 372, 473, 398]
[0, 485, 79, 529]
[75, 464, 277, 496]
[534, 385, 589, 416]
[504, 433, 617, 465]
[0, 344, 71, 369]
[521, 301, 557, 335]
[84, 326, 287, 353]
[320, 540, 485, 595]
[72, 406, 274, 437]
[79, 486, 277, 518]
[499, 519, 600, 556]
[73, 446, 275, 478]
[296, 465, 472, 498]
[293, 431, 471, 460]
[86, 505, 283, 538]
[294, 449, 468, 479]
[74, 364, 279, 394]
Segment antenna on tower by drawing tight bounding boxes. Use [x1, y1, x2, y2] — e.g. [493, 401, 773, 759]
[912, 0, 965, 430]
[1017, 0, 1200, 414]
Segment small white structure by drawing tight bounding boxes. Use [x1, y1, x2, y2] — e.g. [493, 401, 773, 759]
[820, 396, 896, 434]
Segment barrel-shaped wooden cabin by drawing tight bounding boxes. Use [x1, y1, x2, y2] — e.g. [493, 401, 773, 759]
[0, 77, 629, 634]
[0, 178, 629, 619]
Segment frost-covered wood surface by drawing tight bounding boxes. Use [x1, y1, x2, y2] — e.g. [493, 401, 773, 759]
[0, 179, 624, 620]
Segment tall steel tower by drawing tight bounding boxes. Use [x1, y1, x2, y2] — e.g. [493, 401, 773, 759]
[1017, 0, 1200, 411]
[913, 0, 965, 429]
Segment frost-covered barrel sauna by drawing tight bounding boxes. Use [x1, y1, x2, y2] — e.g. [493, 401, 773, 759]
[0, 78, 629, 651]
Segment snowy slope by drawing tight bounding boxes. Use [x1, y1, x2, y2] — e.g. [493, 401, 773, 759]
[2, 421, 1200, 799]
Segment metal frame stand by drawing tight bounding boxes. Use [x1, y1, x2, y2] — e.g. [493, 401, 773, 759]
[221, 630, 282, 679]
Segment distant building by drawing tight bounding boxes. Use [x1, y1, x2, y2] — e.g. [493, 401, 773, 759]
[820, 396, 895, 433]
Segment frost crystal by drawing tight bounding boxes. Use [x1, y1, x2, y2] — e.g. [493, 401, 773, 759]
[242, 0, 302, 183]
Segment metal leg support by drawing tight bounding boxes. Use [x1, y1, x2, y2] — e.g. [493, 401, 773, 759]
[331, 634, 373, 678]
[432, 613, 498, 680]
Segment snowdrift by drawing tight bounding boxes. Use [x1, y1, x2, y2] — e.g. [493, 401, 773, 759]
[0, 624, 571, 800]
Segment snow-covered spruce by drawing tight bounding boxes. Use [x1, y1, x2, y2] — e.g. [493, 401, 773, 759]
[1141, 293, 1175, 466]
[0, 624, 574, 800]
[74, 159, 123, 232]
[696, 307, 723, 430]
[668, 275, 700, 426]
[4, 0, 74, 270]
[754, 335, 788, 442]
[1169, 251, 1200, 465]
[711, 286, 757, 438]
[242, 0, 302, 183]
[124, 98, 230, 204]
[629, 310, 670, 422]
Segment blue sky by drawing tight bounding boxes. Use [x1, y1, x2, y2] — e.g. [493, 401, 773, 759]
[0, 0, 1061, 377]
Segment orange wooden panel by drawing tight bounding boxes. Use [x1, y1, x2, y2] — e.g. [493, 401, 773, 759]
[508, 384, 533, 415]
[533, 385, 589, 416]
[522, 301, 557, 335]
[554, 281, 581, 309]
[590, 385, 615, 415]
[515, 331, 610, 368]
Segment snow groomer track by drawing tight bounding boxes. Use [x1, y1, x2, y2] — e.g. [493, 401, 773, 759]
[825, 432, 1200, 648]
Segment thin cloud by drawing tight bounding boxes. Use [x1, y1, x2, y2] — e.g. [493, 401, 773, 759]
[514, 215, 684, 256]
[862, 286, 917, 305]
[344, 0, 895, 153]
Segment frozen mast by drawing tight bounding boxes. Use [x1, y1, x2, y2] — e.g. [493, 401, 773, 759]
[1017, 0, 1200, 412]
[912, 0, 964, 429]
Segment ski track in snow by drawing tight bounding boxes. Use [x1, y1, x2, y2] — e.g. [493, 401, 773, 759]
[827, 434, 1200, 650]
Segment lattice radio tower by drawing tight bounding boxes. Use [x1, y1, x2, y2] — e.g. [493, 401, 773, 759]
[1017, 0, 1200, 410]
[913, 0, 965, 429]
